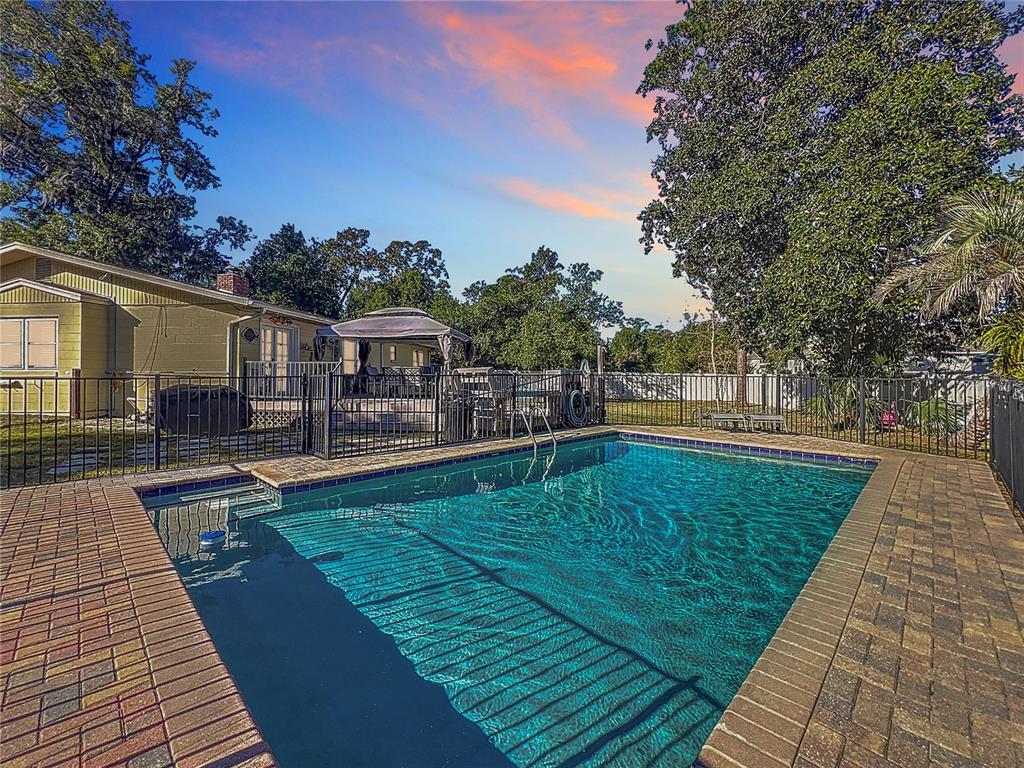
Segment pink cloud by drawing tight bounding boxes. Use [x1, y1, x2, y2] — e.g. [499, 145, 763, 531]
[495, 177, 651, 221]
[186, 2, 680, 150]
[407, 2, 677, 146]
[190, 17, 361, 115]
[1000, 32, 1024, 95]
[189, 4, 1021, 153]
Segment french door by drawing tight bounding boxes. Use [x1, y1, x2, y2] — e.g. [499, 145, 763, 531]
[260, 325, 298, 396]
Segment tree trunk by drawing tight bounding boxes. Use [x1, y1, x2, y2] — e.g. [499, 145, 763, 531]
[709, 313, 720, 409]
[735, 348, 748, 409]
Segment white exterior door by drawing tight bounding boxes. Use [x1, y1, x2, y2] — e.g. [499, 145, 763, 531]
[260, 324, 297, 395]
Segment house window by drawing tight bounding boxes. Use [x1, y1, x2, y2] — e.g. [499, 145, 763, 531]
[0, 318, 58, 369]
[388, 345, 397, 362]
[413, 349, 425, 367]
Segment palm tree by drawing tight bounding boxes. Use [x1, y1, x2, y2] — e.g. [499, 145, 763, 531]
[876, 184, 1023, 321]
[979, 308, 1024, 378]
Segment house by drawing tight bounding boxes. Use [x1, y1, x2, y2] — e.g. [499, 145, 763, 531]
[0, 243, 449, 416]
[905, 351, 995, 376]
[0, 241, 341, 414]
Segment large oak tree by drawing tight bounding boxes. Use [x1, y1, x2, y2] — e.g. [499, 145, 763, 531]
[640, 0, 1023, 374]
[244, 226, 454, 320]
[1, 0, 250, 281]
[452, 246, 624, 369]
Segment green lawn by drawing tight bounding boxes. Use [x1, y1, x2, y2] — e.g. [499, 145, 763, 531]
[2, 418, 145, 486]
[0, 416, 303, 487]
[603, 399, 766, 426]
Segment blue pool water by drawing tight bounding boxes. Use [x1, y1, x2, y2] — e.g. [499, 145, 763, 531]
[149, 438, 871, 767]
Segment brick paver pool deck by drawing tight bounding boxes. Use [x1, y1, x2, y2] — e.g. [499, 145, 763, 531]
[2, 427, 1022, 768]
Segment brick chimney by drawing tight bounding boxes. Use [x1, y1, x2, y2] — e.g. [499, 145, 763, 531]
[216, 268, 249, 297]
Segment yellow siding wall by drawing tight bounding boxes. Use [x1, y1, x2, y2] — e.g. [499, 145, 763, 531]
[78, 304, 110, 416]
[40, 261, 327, 374]
[79, 302, 109, 377]
[1, 286, 75, 303]
[47, 261, 239, 374]
[1, 254, 335, 413]
[50, 263, 222, 307]
[128, 304, 234, 374]
[235, 315, 261, 370]
[0, 257, 37, 281]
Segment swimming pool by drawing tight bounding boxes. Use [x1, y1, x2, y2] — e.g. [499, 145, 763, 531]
[148, 436, 872, 767]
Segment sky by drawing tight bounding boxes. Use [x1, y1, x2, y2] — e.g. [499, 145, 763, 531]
[113, 1, 1023, 329]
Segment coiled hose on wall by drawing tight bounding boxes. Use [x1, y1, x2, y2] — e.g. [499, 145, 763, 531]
[564, 389, 589, 428]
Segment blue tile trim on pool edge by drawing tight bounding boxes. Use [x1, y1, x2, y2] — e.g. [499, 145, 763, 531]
[137, 430, 877, 500]
[617, 431, 879, 467]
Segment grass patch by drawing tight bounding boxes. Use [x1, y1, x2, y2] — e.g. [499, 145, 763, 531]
[1, 416, 303, 487]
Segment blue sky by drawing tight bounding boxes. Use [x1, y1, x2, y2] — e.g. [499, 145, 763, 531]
[112, 1, 1022, 329]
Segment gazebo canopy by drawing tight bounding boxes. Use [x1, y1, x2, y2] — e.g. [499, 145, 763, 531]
[317, 307, 470, 363]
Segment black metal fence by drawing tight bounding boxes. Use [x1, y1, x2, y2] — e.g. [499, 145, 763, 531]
[1, 373, 311, 487]
[603, 372, 993, 461]
[1, 369, 601, 487]
[5, 368, 1018, 504]
[313, 368, 598, 459]
[991, 379, 1023, 512]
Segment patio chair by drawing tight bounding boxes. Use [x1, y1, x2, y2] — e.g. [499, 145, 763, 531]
[692, 408, 713, 430]
[399, 367, 426, 397]
[362, 366, 385, 395]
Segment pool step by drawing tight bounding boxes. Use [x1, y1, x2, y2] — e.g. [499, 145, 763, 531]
[225, 488, 280, 519]
[148, 483, 281, 518]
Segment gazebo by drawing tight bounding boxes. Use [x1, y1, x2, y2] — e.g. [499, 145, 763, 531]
[317, 307, 471, 370]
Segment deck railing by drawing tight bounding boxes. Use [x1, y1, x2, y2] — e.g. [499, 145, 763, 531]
[244, 361, 339, 398]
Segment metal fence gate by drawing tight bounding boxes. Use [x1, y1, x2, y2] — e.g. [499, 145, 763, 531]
[991, 379, 1023, 512]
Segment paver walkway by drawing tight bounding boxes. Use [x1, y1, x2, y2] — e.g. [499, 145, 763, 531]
[2, 426, 1022, 768]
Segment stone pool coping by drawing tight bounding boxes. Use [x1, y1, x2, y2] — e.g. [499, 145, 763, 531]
[3, 426, 1022, 767]
[691, 440, 899, 768]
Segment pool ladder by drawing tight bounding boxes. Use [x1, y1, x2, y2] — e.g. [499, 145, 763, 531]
[512, 408, 557, 480]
